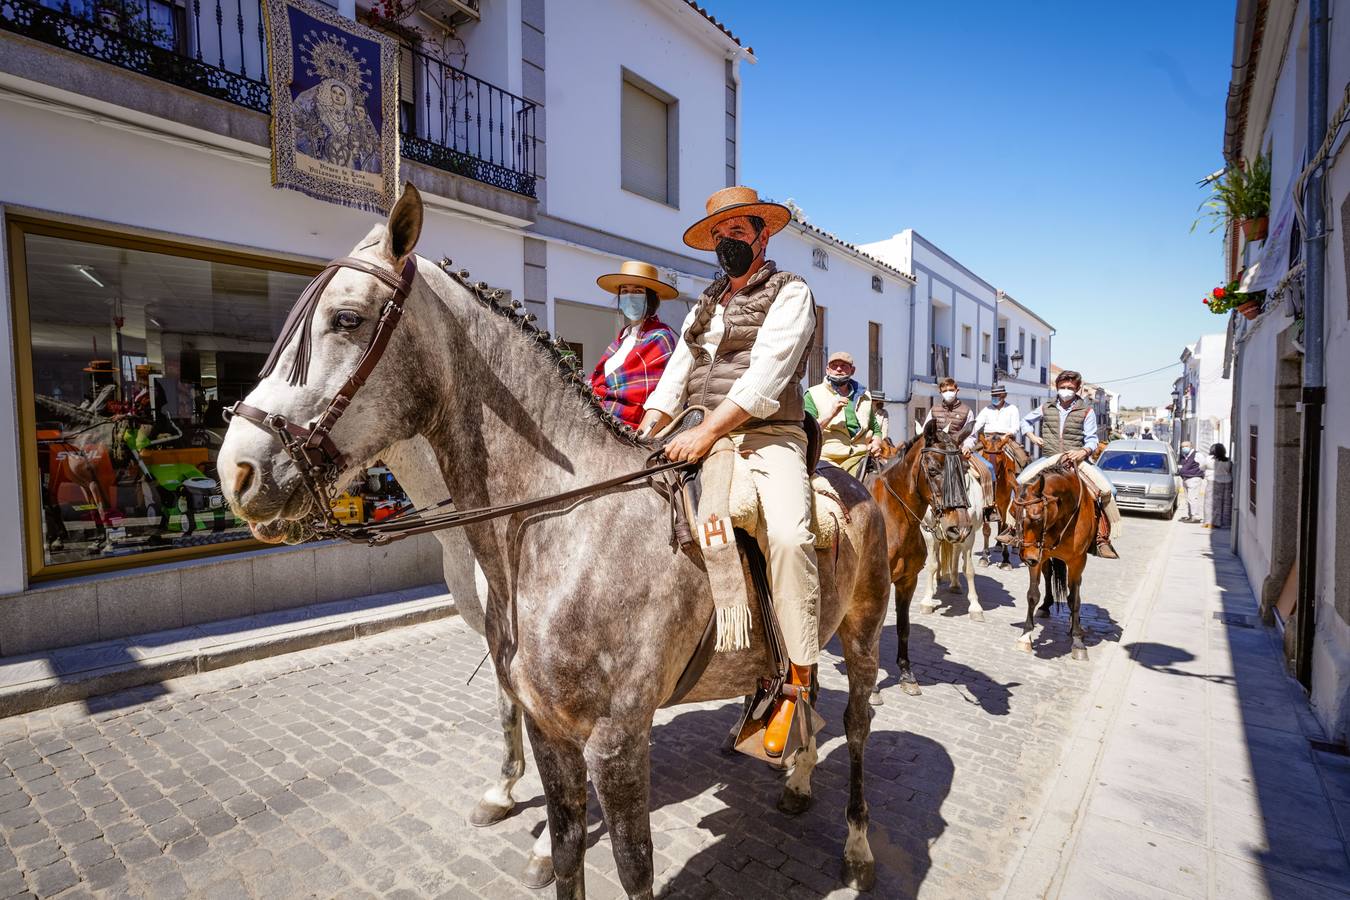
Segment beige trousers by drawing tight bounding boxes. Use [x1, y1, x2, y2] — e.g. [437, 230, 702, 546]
[731, 424, 821, 666]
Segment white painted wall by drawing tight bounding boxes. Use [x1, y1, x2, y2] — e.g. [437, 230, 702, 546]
[0, 87, 526, 593]
[543, 0, 736, 255]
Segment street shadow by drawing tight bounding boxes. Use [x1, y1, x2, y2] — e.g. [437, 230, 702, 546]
[917, 571, 1018, 618]
[1193, 529, 1350, 898]
[644, 695, 953, 899]
[0, 642, 170, 716]
[869, 622, 1019, 716]
[1002, 592, 1124, 661]
[1122, 641, 1237, 685]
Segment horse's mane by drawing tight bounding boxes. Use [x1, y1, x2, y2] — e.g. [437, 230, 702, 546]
[877, 432, 925, 477]
[432, 256, 644, 448]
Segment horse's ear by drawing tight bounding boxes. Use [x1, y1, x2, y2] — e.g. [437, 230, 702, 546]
[955, 420, 974, 446]
[384, 182, 423, 264]
[923, 418, 938, 442]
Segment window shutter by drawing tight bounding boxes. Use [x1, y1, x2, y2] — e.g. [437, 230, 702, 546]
[622, 81, 668, 203]
[398, 45, 416, 106]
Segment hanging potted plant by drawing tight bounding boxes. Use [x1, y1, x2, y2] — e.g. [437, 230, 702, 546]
[1203, 280, 1262, 320]
[1194, 154, 1271, 241]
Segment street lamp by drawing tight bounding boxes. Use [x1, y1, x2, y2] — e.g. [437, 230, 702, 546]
[996, 348, 1024, 381]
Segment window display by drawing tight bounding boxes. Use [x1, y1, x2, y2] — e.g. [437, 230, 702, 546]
[12, 220, 413, 576]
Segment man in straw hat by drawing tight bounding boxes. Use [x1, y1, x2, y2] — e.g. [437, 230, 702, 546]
[588, 261, 679, 427]
[805, 350, 885, 477]
[640, 186, 817, 758]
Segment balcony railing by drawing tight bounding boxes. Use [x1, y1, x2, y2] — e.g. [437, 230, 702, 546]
[1, 0, 538, 197]
[931, 343, 951, 378]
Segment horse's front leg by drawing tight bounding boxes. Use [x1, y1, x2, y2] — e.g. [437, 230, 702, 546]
[892, 571, 921, 697]
[471, 686, 527, 826]
[1069, 564, 1089, 661]
[1019, 562, 1042, 651]
[979, 519, 992, 567]
[964, 541, 984, 622]
[919, 535, 940, 615]
[527, 719, 589, 900]
[588, 720, 655, 900]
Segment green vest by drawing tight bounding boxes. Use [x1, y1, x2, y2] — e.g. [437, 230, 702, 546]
[1041, 401, 1090, 454]
[806, 382, 873, 439]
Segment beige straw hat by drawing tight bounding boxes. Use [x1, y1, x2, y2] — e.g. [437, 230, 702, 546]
[595, 260, 679, 299]
[682, 186, 792, 251]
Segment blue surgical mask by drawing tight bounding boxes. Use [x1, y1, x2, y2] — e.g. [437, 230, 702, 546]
[618, 292, 647, 322]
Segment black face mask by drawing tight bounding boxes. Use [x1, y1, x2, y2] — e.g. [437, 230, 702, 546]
[715, 233, 761, 278]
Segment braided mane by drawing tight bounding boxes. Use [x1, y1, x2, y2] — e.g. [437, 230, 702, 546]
[433, 257, 645, 448]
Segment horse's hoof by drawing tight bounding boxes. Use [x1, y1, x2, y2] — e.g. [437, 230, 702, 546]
[868, 688, 884, 707]
[841, 857, 876, 892]
[900, 680, 922, 696]
[968, 609, 986, 623]
[520, 852, 555, 890]
[1071, 646, 1089, 661]
[998, 562, 1012, 571]
[778, 788, 813, 816]
[1017, 638, 1032, 653]
[919, 602, 937, 615]
[468, 799, 513, 828]
[977, 557, 991, 568]
[1036, 607, 1051, 618]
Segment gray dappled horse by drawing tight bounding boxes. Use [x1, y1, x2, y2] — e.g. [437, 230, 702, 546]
[218, 186, 891, 898]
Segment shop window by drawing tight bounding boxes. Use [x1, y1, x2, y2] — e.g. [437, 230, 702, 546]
[9, 218, 414, 579]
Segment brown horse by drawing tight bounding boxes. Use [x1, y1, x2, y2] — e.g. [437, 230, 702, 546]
[867, 421, 974, 696]
[977, 433, 1024, 569]
[1013, 463, 1096, 660]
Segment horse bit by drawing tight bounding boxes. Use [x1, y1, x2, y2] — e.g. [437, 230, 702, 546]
[225, 255, 687, 545]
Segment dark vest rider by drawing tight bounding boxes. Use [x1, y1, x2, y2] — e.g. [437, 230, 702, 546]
[1016, 370, 1121, 559]
[921, 377, 996, 519]
[639, 186, 817, 759]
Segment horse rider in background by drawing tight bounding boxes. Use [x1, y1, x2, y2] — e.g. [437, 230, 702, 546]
[966, 382, 1028, 542]
[805, 350, 885, 478]
[588, 261, 679, 427]
[639, 186, 819, 758]
[1016, 369, 1121, 559]
[922, 377, 996, 522]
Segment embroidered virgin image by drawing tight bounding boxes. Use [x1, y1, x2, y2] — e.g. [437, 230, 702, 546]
[263, 0, 399, 213]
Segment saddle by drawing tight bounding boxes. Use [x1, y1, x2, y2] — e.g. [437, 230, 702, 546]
[651, 410, 829, 766]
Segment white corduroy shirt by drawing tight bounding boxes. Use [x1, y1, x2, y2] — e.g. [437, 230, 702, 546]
[645, 279, 816, 420]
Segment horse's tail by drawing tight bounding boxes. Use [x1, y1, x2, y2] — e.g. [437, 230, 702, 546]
[1047, 558, 1069, 612]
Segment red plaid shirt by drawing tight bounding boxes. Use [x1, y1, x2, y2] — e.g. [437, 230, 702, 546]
[589, 318, 678, 426]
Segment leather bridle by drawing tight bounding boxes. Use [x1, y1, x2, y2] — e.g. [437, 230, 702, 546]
[225, 254, 691, 545]
[1013, 463, 1084, 558]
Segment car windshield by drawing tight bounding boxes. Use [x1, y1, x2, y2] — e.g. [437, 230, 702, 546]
[1099, 451, 1171, 475]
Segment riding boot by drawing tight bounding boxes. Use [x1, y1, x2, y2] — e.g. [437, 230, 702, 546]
[763, 662, 812, 758]
[1093, 502, 1119, 559]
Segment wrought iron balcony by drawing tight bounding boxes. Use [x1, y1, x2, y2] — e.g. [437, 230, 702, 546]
[1, 0, 538, 197]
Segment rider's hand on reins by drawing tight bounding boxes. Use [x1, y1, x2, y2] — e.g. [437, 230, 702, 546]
[664, 423, 718, 463]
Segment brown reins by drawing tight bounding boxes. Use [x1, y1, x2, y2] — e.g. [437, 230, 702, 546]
[1013, 461, 1085, 556]
[226, 254, 692, 546]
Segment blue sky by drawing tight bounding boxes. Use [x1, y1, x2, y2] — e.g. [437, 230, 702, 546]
[721, 0, 1236, 407]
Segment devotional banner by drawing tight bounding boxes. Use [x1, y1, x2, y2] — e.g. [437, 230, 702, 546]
[262, 0, 399, 213]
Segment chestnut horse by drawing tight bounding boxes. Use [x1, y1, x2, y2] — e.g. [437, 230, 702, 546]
[866, 421, 974, 696]
[1013, 464, 1097, 660]
[976, 433, 1024, 569]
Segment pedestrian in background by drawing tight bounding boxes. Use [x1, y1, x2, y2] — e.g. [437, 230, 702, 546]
[1203, 443, 1233, 529]
[1178, 441, 1206, 521]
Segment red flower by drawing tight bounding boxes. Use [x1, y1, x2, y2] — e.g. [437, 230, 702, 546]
[1203, 299, 1210, 304]
[1213, 287, 1226, 298]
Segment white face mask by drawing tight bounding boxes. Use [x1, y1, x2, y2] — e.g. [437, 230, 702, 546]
[1057, 388, 1076, 401]
[941, 390, 957, 403]
[617, 291, 647, 322]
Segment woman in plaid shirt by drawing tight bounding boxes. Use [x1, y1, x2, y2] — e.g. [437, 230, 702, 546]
[589, 261, 679, 427]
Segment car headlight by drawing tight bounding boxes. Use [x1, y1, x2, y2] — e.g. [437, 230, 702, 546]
[1147, 483, 1171, 496]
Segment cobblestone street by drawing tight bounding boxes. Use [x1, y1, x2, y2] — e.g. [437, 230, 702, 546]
[0, 517, 1171, 898]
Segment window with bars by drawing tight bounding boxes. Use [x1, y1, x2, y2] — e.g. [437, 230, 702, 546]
[868, 322, 882, 391]
[621, 76, 677, 205]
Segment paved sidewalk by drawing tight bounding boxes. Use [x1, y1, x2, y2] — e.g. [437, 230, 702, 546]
[1003, 525, 1350, 900]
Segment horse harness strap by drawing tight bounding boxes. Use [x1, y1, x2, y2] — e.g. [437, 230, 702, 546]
[227, 253, 694, 544]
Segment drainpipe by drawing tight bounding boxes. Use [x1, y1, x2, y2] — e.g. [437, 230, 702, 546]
[1296, 0, 1329, 692]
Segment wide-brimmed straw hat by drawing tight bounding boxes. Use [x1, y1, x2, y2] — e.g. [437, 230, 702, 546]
[682, 186, 792, 250]
[595, 260, 679, 300]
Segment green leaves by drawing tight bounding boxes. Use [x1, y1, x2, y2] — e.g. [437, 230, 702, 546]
[1191, 154, 1271, 233]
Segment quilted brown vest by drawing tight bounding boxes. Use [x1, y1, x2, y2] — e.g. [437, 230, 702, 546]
[1040, 400, 1089, 454]
[930, 399, 972, 437]
[683, 262, 814, 427]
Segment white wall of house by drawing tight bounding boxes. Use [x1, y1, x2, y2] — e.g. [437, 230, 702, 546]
[1181, 333, 1232, 451]
[773, 224, 914, 400]
[542, 0, 740, 256]
[995, 294, 1054, 425]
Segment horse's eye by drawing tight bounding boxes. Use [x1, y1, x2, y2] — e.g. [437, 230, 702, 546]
[333, 311, 363, 330]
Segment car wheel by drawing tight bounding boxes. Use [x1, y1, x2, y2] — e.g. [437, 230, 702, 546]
[1164, 500, 1177, 519]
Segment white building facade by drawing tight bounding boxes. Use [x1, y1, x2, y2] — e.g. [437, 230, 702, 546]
[1175, 334, 1233, 453]
[1220, 0, 1350, 740]
[0, 0, 752, 654]
[860, 230, 1000, 430]
[995, 291, 1055, 435]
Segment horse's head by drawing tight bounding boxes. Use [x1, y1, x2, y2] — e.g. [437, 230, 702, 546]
[1016, 472, 1065, 565]
[218, 184, 426, 538]
[919, 419, 972, 542]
